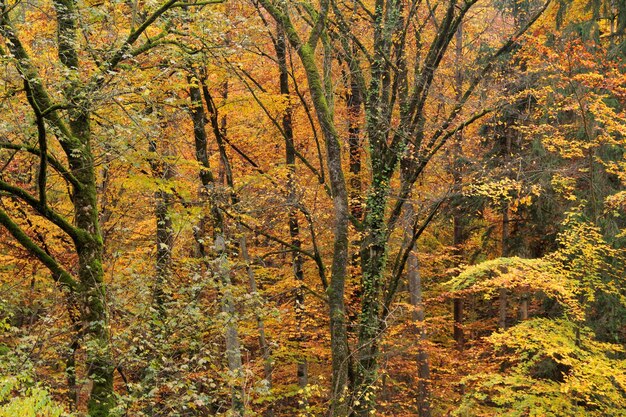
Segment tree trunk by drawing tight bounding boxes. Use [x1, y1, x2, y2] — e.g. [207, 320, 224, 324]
[345, 48, 364, 379]
[0, 1, 184, 414]
[499, 207, 509, 330]
[218, 248, 245, 416]
[347, 53, 363, 222]
[72, 146, 115, 417]
[148, 128, 174, 318]
[499, 131, 512, 331]
[354, 174, 390, 416]
[50, 1, 117, 412]
[212, 77, 275, 412]
[452, 21, 466, 351]
[519, 293, 529, 320]
[290, 34, 351, 417]
[405, 205, 431, 417]
[239, 229, 274, 391]
[276, 24, 308, 393]
[188, 81, 245, 416]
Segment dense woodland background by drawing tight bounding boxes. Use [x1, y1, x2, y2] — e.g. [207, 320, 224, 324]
[1, 0, 626, 415]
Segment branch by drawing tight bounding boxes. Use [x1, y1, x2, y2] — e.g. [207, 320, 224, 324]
[0, 22, 77, 147]
[424, 108, 493, 161]
[380, 1, 551, 236]
[404, 0, 477, 147]
[384, 108, 492, 237]
[383, 198, 443, 313]
[41, 103, 71, 117]
[97, 0, 178, 78]
[23, 77, 48, 207]
[0, 142, 81, 189]
[298, 204, 328, 289]
[129, 30, 170, 57]
[306, 0, 329, 50]
[225, 59, 329, 190]
[0, 206, 78, 291]
[328, 2, 374, 65]
[287, 49, 326, 185]
[220, 207, 320, 264]
[0, 179, 82, 243]
[303, 283, 329, 303]
[171, 0, 224, 7]
[421, 0, 552, 154]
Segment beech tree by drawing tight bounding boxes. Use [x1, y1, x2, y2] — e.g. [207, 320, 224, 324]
[254, 0, 550, 413]
[0, 0, 625, 416]
[0, 0, 207, 414]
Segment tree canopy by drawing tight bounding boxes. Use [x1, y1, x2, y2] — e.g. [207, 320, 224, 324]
[0, 0, 625, 416]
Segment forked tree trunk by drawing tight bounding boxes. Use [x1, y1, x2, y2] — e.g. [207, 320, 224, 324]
[0, 1, 185, 414]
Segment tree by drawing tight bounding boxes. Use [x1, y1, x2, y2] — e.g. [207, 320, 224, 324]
[254, 0, 550, 413]
[2, 0, 625, 415]
[0, 0, 207, 414]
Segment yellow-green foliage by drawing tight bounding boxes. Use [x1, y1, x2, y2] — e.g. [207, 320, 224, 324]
[448, 213, 626, 323]
[0, 376, 70, 417]
[454, 214, 626, 416]
[446, 257, 582, 319]
[448, 257, 553, 291]
[0, 314, 71, 417]
[550, 213, 626, 306]
[456, 318, 626, 417]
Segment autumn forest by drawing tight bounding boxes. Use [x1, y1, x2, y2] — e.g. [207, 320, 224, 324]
[0, 0, 625, 415]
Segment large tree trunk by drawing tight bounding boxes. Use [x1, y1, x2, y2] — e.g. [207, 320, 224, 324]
[71, 133, 115, 417]
[345, 48, 364, 381]
[0, 1, 184, 414]
[282, 26, 352, 417]
[53, 1, 116, 412]
[354, 173, 390, 416]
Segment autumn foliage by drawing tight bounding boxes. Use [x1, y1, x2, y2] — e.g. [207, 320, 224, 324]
[0, 0, 625, 416]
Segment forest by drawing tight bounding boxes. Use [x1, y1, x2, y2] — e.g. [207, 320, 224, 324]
[0, 0, 625, 415]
